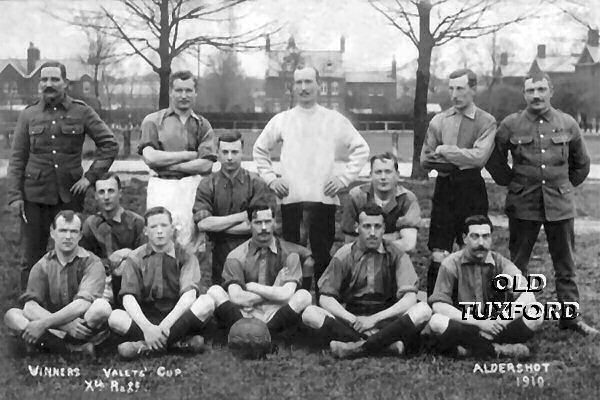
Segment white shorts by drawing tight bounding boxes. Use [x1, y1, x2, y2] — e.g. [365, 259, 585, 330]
[240, 303, 284, 323]
[146, 175, 204, 249]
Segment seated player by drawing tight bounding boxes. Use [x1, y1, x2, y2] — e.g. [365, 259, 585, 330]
[302, 205, 431, 358]
[206, 203, 312, 338]
[428, 215, 543, 359]
[80, 172, 145, 305]
[107, 206, 215, 359]
[342, 152, 421, 253]
[193, 131, 277, 285]
[4, 211, 111, 357]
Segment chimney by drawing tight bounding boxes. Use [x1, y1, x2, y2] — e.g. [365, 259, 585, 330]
[340, 35, 345, 53]
[287, 35, 296, 50]
[27, 42, 40, 74]
[537, 44, 546, 59]
[391, 56, 396, 80]
[265, 34, 270, 52]
[500, 52, 508, 66]
[588, 28, 599, 47]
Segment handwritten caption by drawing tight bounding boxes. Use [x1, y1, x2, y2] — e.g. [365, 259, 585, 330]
[472, 362, 551, 389]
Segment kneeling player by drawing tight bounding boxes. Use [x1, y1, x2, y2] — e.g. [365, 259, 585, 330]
[428, 215, 543, 359]
[108, 207, 214, 359]
[302, 205, 431, 358]
[207, 203, 312, 337]
[4, 211, 111, 357]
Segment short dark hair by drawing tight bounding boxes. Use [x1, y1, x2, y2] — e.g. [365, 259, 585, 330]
[462, 215, 493, 235]
[51, 210, 82, 230]
[95, 172, 122, 190]
[294, 65, 321, 82]
[39, 61, 67, 80]
[369, 152, 399, 172]
[169, 70, 197, 89]
[523, 71, 553, 89]
[144, 206, 172, 225]
[449, 68, 477, 88]
[218, 131, 244, 148]
[357, 204, 384, 222]
[247, 202, 276, 222]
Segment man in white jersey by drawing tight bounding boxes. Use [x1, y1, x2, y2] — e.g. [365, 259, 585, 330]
[253, 66, 370, 294]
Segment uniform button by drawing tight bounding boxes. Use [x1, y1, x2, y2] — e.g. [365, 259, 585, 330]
[541, 164, 546, 169]
[53, 107, 57, 111]
[542, 180, 546, 184]
[52, 150, 56, 154]
[541, 149, 546, 153]
[72, 130, 76, 133]
[52, 120, 56, 125]
[51, 135, 56, 139]
[54, 164, 58, 168]
[539, 120, 543, 124]
[540, 134, 544, 139]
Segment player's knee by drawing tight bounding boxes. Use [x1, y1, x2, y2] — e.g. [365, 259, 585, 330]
[522, 316, 543, 332]
[301, 305, 325, 329]
[207, 285, 229, 305]
[428, 313, 449, 335]
[86, 299, 112, 323]
[4, 308, 27, 331]
[408, 302, 432, 326]
[290, 289, 312, 312]
[108, 309, 131, 335]
[190, 294, 215, 319]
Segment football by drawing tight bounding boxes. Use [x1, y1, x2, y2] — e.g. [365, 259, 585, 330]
[228, 318, 272, 359]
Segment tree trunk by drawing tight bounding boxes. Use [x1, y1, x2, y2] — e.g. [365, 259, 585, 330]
[93, 63, 100, 98]
[411, 0, 434, 180]
[157, 0, 171, 109]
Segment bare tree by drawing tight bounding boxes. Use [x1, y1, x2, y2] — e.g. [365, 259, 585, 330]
[368, 0, 545, 179]
[63, 0, 278, 109]
[204, 50, 247, 112]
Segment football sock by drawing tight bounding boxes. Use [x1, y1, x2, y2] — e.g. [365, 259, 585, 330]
[362, 314, 418, 353]
[214, 301, 244, 329]
[37, 332, 68, 353]
[167, 310, 207, 345]
[123, 320, 145, 342]
[267, 305, 300, 334]
[320, 316, 365, 342]
[301, 277, 313, 291]
[438, 319, 494, 356]
[427, 261, 441, 297]
[499, 318, 535, 343]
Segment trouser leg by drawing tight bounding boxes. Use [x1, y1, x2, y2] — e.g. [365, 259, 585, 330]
[307, 203, 336, 284]
[508, 218, 541, 276]
[281, 202, 303, 244]
[544, 219, 580, 305]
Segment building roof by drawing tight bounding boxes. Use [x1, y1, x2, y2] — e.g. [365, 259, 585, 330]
[0, 58, 93, 79]
[345, 70, 395, 83]
[577, 45, 600, 65]
[497, 61, 530, 78]
[266, 49, 344, 78]
[530, 55, 578, 74]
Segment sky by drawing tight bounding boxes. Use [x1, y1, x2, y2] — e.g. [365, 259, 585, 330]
[0, 0, 598, 79]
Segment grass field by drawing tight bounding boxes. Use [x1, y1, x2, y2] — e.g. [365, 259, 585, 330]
[0, 177, 599, 400]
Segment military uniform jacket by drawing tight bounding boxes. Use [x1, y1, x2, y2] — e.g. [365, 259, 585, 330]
[7, 95, 118, 205]
[486, 107, 590, 221]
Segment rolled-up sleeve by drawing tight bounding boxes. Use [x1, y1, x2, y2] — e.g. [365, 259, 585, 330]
[179, 252, 201, 295]
[84, 107, 118, 184]
[222, 258, 247, 290]
[74, 259, 106, 303]
[396, 191, 421, 229]
[196, 118, 217, 162]
[394, 253, 419, 298]
[20, 261, 48, 307]
[317, 257, 347, 301]
[193, 176, 214, 223]
[138, 114, 161, 155]
[428, 262, 457, 306]
[119, 257, 144, 301]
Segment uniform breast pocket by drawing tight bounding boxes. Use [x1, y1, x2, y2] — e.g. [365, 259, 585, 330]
[551, 134, 570, 162]
[28, 125, 46, 150]
[60, 122, 85, 152]
[509, 136, 534, 160]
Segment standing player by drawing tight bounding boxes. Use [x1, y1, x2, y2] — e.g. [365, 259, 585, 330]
[80, 172, 145, 305]
[428, 215, 543, 358]
[139, 70, 216, 248]
[193, 131, 277, 284]
[420, 69, 496, 297]
[107, 207, 215, 359]
[302, 205, 431, 358]
[206, 203, 312, 337]
[4, 211, 111, 357]
[486, 72, 597, 335]
[342, 152, 421, 253]
[7, 61, 118, 289]
[253, 66, 369, 292]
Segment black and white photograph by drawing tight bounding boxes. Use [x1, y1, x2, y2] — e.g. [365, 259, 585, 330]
[0, 0, 599, 399]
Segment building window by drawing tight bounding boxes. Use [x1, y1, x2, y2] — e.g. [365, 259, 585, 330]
[83, 81, 92, 94]
[320, 81, 328, 95]
[331, 81, 339, 96]
[377, 86, 384, 96]
[331, 102, 340, 111]
[10, 82, 18, 95]
[273, 102, 281, 113]
[3, 82, 10, 94]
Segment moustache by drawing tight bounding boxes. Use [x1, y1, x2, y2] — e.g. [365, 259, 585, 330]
[43, 88, 57, 93]
[300, 90, 310, 96]
[532, 98, 543, 103]
[474, 246, 487, 251]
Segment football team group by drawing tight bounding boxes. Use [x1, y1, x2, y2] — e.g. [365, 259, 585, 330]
[3, 60, 596, 362]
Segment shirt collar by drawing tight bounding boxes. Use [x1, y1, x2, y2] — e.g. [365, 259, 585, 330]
[219, 167, 245, 184]
[144, 241, 177, 258]
[524, 107, 553, 122]
[49, 246, 90, 267]
[448, 103, 476, 120]
[98, 207, 125, 223]
[353, 240, 386, 258]
[163, 106, 201, 122]
[43, 94, 72, 110]
[365, 183, 408, 212]
[249, 237, 278, 255]
[460, 249, 495, 266]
